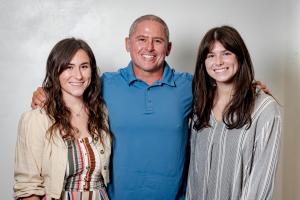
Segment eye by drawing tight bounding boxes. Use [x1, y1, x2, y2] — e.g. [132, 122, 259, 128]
[223, 51, 233, 56]
[154, 39, 163, 44]
[206, 53, 214, 58]
[66, 65, 73, 70]
[81, 64, 90, 69]
[137, 38, 146, 42]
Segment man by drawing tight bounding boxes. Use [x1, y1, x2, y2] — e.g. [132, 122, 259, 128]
[101, 15, 192, 200]
[32, 15, 192, 200]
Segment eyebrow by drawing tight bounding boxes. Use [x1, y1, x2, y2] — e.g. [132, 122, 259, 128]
[68, 62, 90, 65]
[208, 49, 229, 53]
[135, 35, 165, 41]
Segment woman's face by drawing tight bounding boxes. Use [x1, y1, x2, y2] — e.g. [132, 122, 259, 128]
[59, 49, 92, 100]
[205, 41, 239, 86]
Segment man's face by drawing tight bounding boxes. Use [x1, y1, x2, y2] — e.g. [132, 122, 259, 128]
[126, 20, 172, 75]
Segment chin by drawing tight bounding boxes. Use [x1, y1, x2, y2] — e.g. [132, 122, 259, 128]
[144, 65, 163, 72]
[70, 91, 85, 97]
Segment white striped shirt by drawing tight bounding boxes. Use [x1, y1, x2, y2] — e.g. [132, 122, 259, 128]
[186, 92, 282, 200]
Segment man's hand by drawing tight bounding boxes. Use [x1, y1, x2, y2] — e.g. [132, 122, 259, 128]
[20, 195, 42, 200]
[31, 87, 46, 109]
[254, 80, 271, 95]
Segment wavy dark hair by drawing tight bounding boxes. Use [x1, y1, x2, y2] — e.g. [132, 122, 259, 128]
[192, 26, 256, 131]
[42, 38, 111, 144]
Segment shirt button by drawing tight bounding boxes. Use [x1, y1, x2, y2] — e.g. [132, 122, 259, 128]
[103, 166, 107, 170]
[100, 150, 104, 154]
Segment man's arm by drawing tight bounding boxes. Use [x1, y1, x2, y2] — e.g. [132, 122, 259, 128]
[31, 87, 46, 109]
[19, 195, 41, 200]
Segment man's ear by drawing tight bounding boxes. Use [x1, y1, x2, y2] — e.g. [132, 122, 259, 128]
[125, 37, 130, 52]
[166, 42, 172, 56]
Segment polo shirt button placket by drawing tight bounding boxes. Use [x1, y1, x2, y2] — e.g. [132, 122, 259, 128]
[145, 87, 153, 113]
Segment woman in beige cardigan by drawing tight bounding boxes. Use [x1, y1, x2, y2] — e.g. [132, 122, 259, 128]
[14, 38, 112, 200]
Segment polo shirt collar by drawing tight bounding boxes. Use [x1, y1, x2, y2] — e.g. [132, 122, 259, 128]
[120, 61, 175, 86]
[160, 62, 175, 86]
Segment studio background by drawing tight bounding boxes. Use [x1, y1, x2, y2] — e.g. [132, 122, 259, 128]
[0, 0, 299, 199]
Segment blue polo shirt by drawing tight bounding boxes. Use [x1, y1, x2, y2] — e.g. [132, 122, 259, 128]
[102, 62, 192, 200]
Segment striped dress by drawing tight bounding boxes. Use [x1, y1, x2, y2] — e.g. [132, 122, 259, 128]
[186, 92, 282, 200]
[61, 136, 109, 200]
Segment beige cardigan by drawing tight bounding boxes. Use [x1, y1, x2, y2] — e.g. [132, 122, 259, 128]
[14, 109, 111, 200]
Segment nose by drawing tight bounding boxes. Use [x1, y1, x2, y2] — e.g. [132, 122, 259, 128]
[146, 40, 154, 51]
[73, 67, 83, 79]
[215, 55, 224, 66]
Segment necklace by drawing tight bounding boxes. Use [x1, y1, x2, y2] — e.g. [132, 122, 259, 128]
[75, 104, 84, 117]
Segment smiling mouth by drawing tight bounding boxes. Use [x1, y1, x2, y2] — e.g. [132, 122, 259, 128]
[213, 67, 228, 73]
[69, 82, 84, 86]
[142, 54, 156, 61]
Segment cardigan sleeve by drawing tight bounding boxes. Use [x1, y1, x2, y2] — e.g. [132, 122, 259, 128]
[241, 100, 282, 200]
[14, 109, 48, 199]
[101, 105, 112, 185]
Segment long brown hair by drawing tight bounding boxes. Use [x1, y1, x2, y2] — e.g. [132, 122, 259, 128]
[42, 38, 110, 143]
[192, 26, 256, 131]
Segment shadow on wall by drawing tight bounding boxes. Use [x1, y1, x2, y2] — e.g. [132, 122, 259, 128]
[168, 37, 198, 74]
[282, 52, 300, 200]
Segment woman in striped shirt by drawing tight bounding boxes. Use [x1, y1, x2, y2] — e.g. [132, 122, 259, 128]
[14, 38, 112, 200]
[186, 26, 281, 200]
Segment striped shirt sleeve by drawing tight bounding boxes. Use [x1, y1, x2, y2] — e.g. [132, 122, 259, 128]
[241, 99, 282, 200]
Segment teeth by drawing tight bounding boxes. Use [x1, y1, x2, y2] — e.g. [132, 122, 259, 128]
[142, 55, 155, 59]
[214, 68, 227, 73]
[70, 82, 84, 86]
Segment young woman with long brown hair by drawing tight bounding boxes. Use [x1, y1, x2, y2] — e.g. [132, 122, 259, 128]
[14, 38, 111, 200]
[186, 26, 281, 200]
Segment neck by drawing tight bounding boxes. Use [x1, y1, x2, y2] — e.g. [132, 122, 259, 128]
[132, 65, 164, 85]
[62, 94, 84, 114]
[216, 83, 233, 99]
[214, 83, 234, 113]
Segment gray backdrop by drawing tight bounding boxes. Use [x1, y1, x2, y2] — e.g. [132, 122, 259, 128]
[1, 0, 299, 199]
